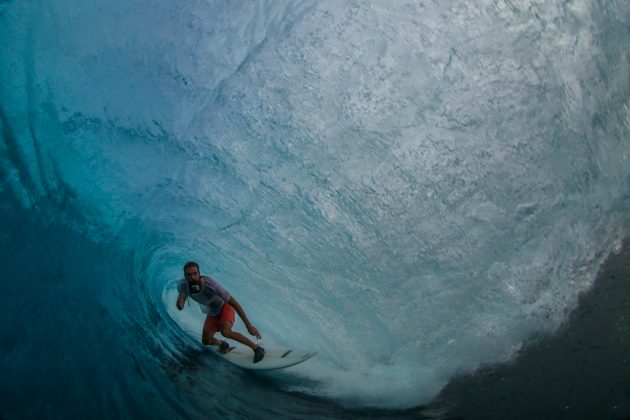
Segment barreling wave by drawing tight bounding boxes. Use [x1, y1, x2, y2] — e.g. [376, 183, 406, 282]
[1, 0, 629, 416]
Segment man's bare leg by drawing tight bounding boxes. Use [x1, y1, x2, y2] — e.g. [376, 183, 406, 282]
[219, 321, 258, 350]
[201, 330, 223, 346]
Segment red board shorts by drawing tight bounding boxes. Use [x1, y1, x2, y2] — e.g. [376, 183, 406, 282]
[203, 303, 236, 335]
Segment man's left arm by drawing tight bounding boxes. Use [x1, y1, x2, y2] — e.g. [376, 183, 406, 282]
[176, 291, 187, 310]
[228, 296, 262, 339]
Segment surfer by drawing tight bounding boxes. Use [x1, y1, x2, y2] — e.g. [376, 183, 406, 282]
[176, 261, 265, 363]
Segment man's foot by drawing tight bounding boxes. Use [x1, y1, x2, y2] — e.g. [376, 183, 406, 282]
[253, 346, 265, 363]
[219, 341, 231, 354]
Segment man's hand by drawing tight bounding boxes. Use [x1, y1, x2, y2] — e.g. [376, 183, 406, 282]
[176, 292, 186, 310]
[247, 325, 262, 339]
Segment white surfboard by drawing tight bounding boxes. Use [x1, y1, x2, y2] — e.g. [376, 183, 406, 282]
[208, 345, 316, 370]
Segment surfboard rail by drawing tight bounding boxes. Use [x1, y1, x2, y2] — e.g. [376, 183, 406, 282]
[208, 345, 316, 370]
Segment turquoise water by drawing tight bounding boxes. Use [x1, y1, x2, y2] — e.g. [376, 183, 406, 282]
[1, 0, 629, 417]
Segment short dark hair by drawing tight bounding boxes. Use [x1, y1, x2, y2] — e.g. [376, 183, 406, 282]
[183, 261, 200, 272]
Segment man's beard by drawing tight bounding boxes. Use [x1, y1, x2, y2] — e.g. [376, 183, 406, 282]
[190, 281, 201, 293]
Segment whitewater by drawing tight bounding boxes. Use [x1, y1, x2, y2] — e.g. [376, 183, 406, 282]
[1, 0, 629, 418]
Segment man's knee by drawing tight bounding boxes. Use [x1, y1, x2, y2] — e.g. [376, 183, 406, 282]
[219, 326, 233, 338]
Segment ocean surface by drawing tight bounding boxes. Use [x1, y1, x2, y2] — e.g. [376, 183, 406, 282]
[1, 0, 629, 418]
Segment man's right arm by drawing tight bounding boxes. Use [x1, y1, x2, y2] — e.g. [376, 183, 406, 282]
[176, 292, 187, 310]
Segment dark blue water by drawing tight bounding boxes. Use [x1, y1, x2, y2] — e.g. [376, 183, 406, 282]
[1, 0, 629, 418]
